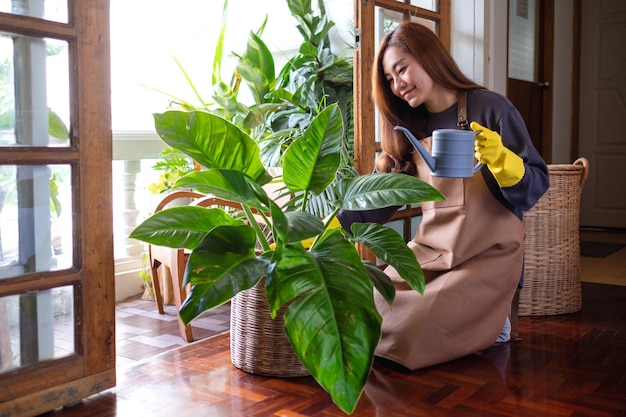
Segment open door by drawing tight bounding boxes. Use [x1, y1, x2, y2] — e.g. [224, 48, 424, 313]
[353, 0, 450, 248]
[353, 0, 450, 175]
[0, 2, 115, 416]
[506, 0, 553, 162]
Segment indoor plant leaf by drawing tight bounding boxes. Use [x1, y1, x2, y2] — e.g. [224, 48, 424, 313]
[179, 225, 269, 323]
[349, 222, 426, 294]
[153, 110, 272, 185]
[286, 0, 311, 20]
[271, 230, 381, 414]
[283, 103, 343, 194]
[283, 211, 324, 243]
[174, 168, 264, 206]
[234, 31, 276, 104]
[362, 260, 396, 306]
[129, 206, 244, 249]
[338, 172, 445, 210]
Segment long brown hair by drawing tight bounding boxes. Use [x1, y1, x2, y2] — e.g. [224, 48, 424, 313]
[372, 22, 484, 174]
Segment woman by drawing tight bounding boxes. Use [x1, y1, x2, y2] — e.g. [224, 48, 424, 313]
[339, 22, 549, 370]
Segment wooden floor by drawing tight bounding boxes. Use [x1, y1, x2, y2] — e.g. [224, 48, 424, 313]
[40, 230, 626, 417]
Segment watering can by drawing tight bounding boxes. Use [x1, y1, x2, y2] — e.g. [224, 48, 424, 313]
[395, 126, 483, 178]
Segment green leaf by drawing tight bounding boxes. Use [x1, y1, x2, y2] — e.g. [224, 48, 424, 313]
[362, 260, 396, 306]
[211, 0, 229, 87]
[351, 222, 425, 294]
[265, 245, 320, 313]
[284, 211, 324, 243]
[174, 169, 263, 207]
[235, 31, 276, 104]
[49, 177, 62, 218]
[129, 206, 243, 249]
[173, 56, 207, 108]
[339, 172, 445, 210]
[179, 225, 268, 324]
[153, 110, 272, 185]
[48, 108, 69, 141]
[270, 230, 380, 414]
[240, 183, 290, 246]
[184, 225, 263, 286]
[242, 102, 283, 130]
[283, 103, 343, 194]
[211, 81, 241, 118]
[287, 0, 311, 19]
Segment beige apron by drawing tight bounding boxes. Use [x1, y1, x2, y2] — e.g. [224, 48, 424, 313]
[374, 136, 525, 370]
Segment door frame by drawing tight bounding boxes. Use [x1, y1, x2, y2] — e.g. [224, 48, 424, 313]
[0, 2, 115, 415]
[353, 0, 450, 176]
[353, 1, 450, 253]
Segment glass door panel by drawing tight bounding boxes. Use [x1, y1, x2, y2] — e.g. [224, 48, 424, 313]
[410, 0, 438, 11]
[508, 0, 538, 82]
[372, 7, 438, 145]
[0, 0, 68, 24]
[0, 2, 114, 415]
[0, 34, 70, 147]
[0, 164, 73, 278]
[0, 285, 75, 372]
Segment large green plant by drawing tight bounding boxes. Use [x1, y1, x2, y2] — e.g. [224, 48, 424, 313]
[130, 105, 444, 414]
[150, 0, 356, 217]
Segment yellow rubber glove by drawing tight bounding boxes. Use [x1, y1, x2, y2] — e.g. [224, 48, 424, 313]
[471, 121, 525, 187]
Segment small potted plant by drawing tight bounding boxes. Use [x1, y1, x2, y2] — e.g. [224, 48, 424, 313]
[147, 147, 195, 195]
[130, 104, 444, 414]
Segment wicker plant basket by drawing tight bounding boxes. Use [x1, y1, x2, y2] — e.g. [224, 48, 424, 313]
[230, 278, 310, 377]
[519, 157, 589, 316]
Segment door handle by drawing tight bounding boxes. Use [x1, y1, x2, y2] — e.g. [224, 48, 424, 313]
[538, 81, 550, 88]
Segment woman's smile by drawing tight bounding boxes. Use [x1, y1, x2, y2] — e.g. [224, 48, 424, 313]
[401, 86, 416, 100]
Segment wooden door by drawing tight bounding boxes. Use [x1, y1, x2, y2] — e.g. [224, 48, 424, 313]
[578, 0, 626, 229]
[506, 0, 553, 162]
[353, 0, 450, 176]
[0, 2, 115, 416]
[353, 0, 449, 250]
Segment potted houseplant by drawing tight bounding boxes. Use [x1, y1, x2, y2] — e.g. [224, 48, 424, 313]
[130, 104, 444, 414]
[153, 0, 357, 211]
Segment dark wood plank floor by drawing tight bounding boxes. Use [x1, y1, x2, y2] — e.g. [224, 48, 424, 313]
[42, 282, 626, 417]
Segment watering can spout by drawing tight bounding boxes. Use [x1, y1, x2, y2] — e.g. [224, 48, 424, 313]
[394, 125, 436, 172]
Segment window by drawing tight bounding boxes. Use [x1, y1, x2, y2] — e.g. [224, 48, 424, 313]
[0, 2, 115, 413]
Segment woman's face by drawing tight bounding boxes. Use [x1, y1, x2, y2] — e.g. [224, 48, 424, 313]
[382, 45, 435, 109]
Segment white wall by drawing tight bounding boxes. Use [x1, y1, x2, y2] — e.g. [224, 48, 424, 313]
[452, 0, 574, 163]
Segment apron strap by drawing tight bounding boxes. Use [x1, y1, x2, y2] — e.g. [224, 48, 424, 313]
[457, 90, 468, 130]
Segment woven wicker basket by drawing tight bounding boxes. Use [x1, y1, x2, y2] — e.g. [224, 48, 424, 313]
[230, 278, 310, 377]
[519, 157, 589, 316]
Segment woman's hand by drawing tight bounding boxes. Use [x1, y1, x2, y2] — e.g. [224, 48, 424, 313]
[471, 121, 525, 187]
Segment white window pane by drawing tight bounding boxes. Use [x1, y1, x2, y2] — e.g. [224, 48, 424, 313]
[0, 0, 67, 24]
[0, 164, 73, 278]
[0, 286, 75, 373]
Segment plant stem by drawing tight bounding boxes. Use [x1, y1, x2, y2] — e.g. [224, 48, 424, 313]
[243, 205, 271, 252]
